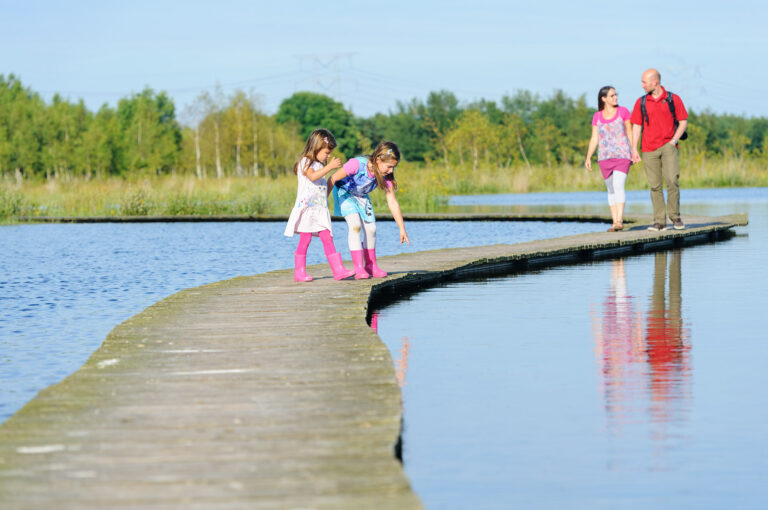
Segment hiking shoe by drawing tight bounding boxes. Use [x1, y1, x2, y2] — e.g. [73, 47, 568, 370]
[647, 223, 666, 231]
[672, 218, 685, 230]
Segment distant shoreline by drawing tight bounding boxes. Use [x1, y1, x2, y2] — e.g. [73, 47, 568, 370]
[2, 165, 767, 223]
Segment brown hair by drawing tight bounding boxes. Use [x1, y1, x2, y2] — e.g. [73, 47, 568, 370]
[368, 141, 400, 191]
[293, 128, 337, 175]
[597, 86, 614, 111]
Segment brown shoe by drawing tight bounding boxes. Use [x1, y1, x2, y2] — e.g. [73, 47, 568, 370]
[607, 226, 617, 232]
[672, 218, 685, 230]
[647, 223, 666, 231]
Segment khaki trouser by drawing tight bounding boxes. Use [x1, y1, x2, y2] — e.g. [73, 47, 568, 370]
[642, 143, 680, 224]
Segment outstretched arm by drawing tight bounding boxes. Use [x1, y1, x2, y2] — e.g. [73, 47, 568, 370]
[385, 188, 409, 245]
[326, 168, 347, 197]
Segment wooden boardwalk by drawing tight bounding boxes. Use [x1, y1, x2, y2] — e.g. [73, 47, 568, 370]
[0, 213, 747, 509]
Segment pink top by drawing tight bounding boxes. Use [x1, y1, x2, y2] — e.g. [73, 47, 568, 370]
[592, 106, 631, 161]
[342, 158, 393, 188]
[592, 106, 631, 126]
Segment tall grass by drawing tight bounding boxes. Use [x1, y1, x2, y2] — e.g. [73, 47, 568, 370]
[2, 157, 766, 221]
[409, 156, 768, 195]
[1, 175, 297, 220]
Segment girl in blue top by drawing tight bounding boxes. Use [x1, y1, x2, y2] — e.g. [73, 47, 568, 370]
[327, 141, 410, 279]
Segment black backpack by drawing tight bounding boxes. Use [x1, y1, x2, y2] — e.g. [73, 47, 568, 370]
[640, 91, 688, 140]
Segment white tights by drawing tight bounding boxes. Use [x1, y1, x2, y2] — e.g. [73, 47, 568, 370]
[605, 171, 627, 206]
[344, 214, 377, 251]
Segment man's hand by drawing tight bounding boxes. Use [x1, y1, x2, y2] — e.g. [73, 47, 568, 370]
[631, 150, 642, 164]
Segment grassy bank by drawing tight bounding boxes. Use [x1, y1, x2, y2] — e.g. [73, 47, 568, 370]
[2, 157, 766, 222]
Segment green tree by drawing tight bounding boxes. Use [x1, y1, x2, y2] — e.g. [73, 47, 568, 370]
[42, 95, 90, 179]
[377, 102, 433, 162]
[1, 74, 46, 179]
[446, 109, 499, 171]
[276, 92, 360, 156]
[116, 88, 181, 175]
[83, 105, 121, 177]
[501, 113, 530, 167]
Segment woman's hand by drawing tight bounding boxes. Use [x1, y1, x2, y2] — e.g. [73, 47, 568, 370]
[584, 158, 592, 171]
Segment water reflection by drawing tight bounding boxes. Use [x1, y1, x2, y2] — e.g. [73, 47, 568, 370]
[371, 193, 766, 508]
[592, 251, 691, 442]
[591, 259, 645, 431]
[646, 251, 692, 434]
[370, 311, 411, 388]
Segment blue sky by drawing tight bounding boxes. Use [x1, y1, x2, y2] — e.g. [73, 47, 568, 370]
[2, 0, 766, 120]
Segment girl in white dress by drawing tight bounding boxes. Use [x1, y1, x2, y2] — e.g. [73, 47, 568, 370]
[284, 129, 354, 282]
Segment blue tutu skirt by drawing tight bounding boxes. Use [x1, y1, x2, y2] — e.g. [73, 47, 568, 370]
[332, 186, 376, 222]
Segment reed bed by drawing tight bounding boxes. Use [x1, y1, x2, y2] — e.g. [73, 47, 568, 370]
[2, 158, 766, 222]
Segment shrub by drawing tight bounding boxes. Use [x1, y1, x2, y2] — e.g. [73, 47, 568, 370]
[120, 188, 152, 216]
[0, 188, 28, 219]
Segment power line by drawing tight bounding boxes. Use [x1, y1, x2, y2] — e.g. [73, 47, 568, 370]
[294, 53, 355, 99]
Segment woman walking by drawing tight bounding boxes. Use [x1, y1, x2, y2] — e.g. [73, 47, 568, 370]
[585, 86, 633, 231]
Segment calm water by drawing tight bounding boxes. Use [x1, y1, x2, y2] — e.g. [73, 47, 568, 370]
[0, 218, 600, 422]
[374, 188, 767, 509]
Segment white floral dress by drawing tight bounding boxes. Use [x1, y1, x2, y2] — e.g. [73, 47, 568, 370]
[283, 158, 333, 236]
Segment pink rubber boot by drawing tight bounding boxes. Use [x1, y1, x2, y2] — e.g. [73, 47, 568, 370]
[327, 252, 355, 280]
[363, 248, 387, 278]
[351, 250, 370, 279]
[293, 253, 312, 282]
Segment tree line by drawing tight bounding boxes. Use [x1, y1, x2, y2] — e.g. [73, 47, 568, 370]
[2, 73, 767, 181]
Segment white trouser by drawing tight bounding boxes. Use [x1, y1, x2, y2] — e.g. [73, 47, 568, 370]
[344, 214, 377, 250]
[605, 171, 627, 206]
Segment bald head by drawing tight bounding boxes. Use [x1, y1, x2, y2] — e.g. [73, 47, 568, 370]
[641, 68, 661, 94]
[643, 68, 661, 83]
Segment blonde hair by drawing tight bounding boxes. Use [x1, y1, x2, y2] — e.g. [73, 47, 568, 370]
[368, 141, 400, 191]
[293, 128, 337, 175]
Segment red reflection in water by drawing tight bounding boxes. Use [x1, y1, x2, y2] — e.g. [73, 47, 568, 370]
[592, 252, 691, 438]
[370, 311, 411, 388]
[646, 251, 692, 429]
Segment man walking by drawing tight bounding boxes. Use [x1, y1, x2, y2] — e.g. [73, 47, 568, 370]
[631, 69, 688, 230]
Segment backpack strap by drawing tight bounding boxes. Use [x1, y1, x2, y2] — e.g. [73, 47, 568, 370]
[641, 90, 687, 140]
[666, 91, 678, 123]
[643, 91, 678, 124]
[666, 91, 688, 140]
